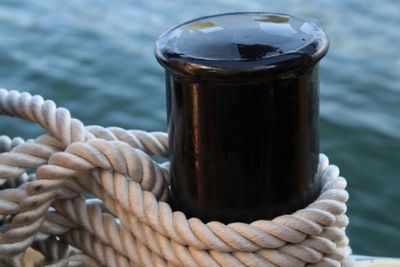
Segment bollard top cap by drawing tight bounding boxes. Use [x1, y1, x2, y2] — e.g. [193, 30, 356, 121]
[155, 12, 328, 80]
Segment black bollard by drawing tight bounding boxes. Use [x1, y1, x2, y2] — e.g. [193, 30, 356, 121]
[155, 12, 329, 223]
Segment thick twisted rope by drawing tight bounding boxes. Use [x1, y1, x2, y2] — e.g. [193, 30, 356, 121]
[0, 89, 354, 266]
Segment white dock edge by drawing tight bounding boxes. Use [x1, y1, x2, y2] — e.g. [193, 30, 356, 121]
[354, 255, 400, 266]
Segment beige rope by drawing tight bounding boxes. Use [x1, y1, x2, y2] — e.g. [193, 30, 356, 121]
[0, 89, 355, 266]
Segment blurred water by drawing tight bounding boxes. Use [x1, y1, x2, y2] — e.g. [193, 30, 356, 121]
[0, 0, 399, 257]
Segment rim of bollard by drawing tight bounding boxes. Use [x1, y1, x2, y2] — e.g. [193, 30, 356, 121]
[155, 12, 329, 80]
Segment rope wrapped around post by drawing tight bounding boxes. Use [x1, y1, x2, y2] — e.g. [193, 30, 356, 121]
[0, 89, 355, 266]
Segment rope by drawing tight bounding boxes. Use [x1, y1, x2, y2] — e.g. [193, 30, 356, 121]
[0, 89, 355, 266]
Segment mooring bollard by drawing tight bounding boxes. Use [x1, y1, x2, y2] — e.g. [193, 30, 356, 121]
[155, 12, 329, 223]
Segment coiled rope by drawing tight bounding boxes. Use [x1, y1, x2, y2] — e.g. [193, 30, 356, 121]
[0, 89, 355, 267]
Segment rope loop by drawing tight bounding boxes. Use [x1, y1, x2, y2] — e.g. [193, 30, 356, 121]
[0, 89, 354, 266]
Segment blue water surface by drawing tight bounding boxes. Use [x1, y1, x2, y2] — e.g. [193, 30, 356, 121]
[0, 0, 399, 257]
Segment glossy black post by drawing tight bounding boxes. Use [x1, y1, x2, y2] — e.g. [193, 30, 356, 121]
[156, 12, 329, 223]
